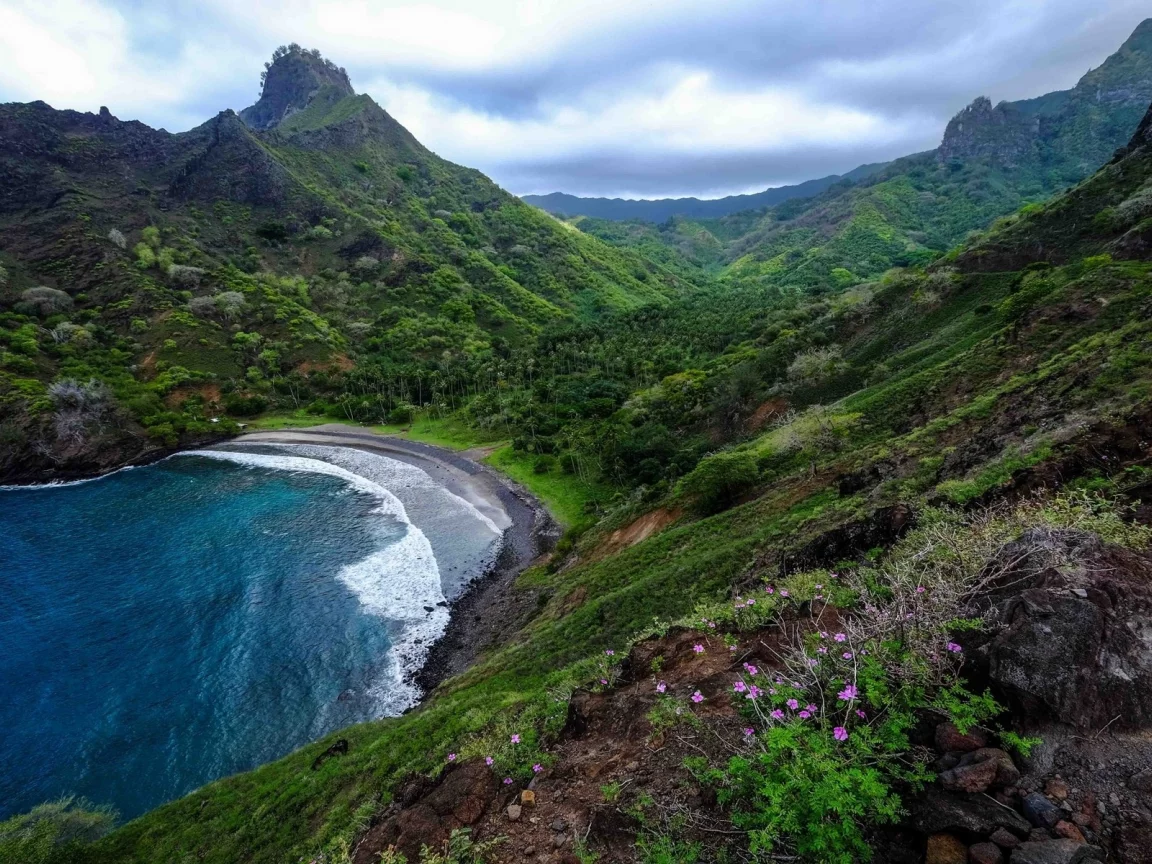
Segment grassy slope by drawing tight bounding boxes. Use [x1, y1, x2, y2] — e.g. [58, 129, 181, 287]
[80, 118, 1152, 864]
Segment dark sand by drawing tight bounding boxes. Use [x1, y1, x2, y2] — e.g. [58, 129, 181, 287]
[235, 425, 560, 696]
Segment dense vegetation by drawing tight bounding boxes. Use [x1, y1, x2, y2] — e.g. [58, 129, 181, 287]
[4, 29, 1152, 864]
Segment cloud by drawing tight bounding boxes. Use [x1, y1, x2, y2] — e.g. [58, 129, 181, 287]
[0, 0, 1146, 197]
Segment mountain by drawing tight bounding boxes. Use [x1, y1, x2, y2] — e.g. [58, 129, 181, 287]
[521, 162, 889, 221]
[571, 19, 1152, 293]
[0, 45, 689, 482]
[53, 72, 1152, 864]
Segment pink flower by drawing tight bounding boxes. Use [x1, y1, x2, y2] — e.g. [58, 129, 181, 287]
[808, 658, 819, 667]
[817, 646, 828, 654]
[511, 734, 521, 744]
[799, 710, 811, 719]
[503, 777, 513, 785]
[693, 644, 705, 654]
[815, 584, 823, 590]
[819, 631, 828, 639]
[746, 685, 762, 699]
[605, 649, 615, 656]
[728, 645, 737, 651]
[747, 598, 756, 606]
[834, 633, 847, 643]
[947, 642, 963, 653]
[770, 709, 785, 720]
[733, 681, 747, 693]
[855, 709, 867, 719]
[768, 687, 777, 695]
[448, 753, 457, 762]
[656, 681, 667, 693]
[806, 704, 818, 713]
[916, 586, 926, 594]
[780, 589, 790, 598]
[533, 764, 543, 773]
[833, 727, 849, 742]
[842, 651, 854, 660]
[837, 684, 858, 701]
[708, 621, 716, 628]
[765, 586, 775, 594]
[743, 727, 755, 737]
[743, 663, 758, 676]
[600, 678, 608, 685]
[485, 756, 494, 766]
[786, 698, 799, 710]
[691, 690, 704, 703]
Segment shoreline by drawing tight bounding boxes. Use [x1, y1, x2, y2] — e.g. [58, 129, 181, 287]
[233, 425, 561, 697]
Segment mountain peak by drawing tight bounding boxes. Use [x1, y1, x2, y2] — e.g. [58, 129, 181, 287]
[239, 44, 354, 131]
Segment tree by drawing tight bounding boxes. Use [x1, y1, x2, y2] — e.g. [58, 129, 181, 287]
[676, 449, 760, 514]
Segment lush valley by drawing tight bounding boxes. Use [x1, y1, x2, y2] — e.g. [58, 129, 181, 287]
[4, 26, 1152, 864]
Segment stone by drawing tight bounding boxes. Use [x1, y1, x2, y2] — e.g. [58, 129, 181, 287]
[1008, 840, 1104, 864]
[1130, 769, 1152, 793]
[927, 833, 968, 864]
[551, 818, 567, 832]
[941, 749, 1021, 793]
[936, 721, 991, 753]
[1054, 821, 1085, 843]
[1022, 792, 1063, 829]
[970, 841, 1005, 864]
[991, 828, 1022, 849]
[521, 790, 536, 806]
[914, 790, 1032, 838]
[506, 804, 522, 822]
[523, 847, 535, 856]
[1045, 778, 1070, 801]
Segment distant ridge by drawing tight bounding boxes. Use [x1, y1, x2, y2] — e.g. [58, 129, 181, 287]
[522, 162, 888, 222]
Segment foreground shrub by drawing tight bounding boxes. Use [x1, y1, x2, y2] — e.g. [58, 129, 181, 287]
[676, 449, 760, 513]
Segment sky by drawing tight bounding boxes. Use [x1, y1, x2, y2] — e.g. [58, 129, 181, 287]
[0, 0, 1147, 199]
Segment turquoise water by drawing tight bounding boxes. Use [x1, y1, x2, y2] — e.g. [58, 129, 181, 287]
[0, 445, 500, 821]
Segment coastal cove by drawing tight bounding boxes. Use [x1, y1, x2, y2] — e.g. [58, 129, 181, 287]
[0, 428, 554, 822]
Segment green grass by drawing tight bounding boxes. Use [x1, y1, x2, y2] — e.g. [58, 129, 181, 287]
[483, 445, 605, 529]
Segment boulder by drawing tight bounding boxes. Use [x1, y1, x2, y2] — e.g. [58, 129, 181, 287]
[915, 790, 1031, 838]
[1022, 793, 1063, 830]
[990, 828, 1022, 849]
[940, 749, 1020, 793]
[937, 721, 991, 753]
[927, 833, 969, 864]
[970, 842, 1005, 864]
[1009, 840, 1103, 864]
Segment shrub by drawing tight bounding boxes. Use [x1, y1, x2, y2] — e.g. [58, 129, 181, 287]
[0, 797, 116, 864]
[107, 228, 126, 249]
[787, 346, 846, 387]
[18, 286, 72, 317]
[676, 450, 759, 513]
[224, 393, 268, 417]
[167, 265, 205, 287]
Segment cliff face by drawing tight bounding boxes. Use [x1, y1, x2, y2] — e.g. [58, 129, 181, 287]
[239, 49, 354, 131]
[938, 96, 1040, 166]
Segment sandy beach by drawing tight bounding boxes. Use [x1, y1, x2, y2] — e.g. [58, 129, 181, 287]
[234, 424, 560, 694]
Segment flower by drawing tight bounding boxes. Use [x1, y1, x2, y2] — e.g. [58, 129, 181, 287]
[786, 698, 799, 710]
[915, 586, 926, 594]
[600, 678, 608, 685]
[503, 777, 513, 785]
[656, 681, 667, 693]
[691, 690, 704, 703]
[448, 753, 457, 762]
[693, 644, 705, 654]
[819, 631, 828, 639]
[743, 663, 758, 676]
[708, 621, 716, 628]
[799, 710, 811, 719]
[605, 649, 615, 656]
[765, 586, 775, 594]
[842, 652, 854, 660]
[834, 633, 847, 642]
[746, 685, 762, 699]
[817, 646, 828, 654]
[743, 727, 755, 737]
[728, 645, 737, 652]
[806, 704, 818, 713]
[780, 589, 790, 597]
[733, 681, 747, 693]
[746, 598, 756, 606]
[511, 734, 521, 744]
[947, 642, 963, 653]
[485, 756, 494, 766]
[833, 726, 849, 742]
[815, 584, 823, 590]
[770, 709, 785, 720]
[533, 764, 543, 773]
[838, 684, 858, 701]
[855, 709, 867, 719]
[808, 658, 819, 667]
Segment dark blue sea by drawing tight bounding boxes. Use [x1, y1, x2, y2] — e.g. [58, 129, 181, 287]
[0, 444, 502, 821]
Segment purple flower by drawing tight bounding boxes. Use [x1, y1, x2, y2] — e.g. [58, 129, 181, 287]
[799, 710, 811, 719]
[708, 621, 716, 628]
[834, 633, 847, 643]
[838, 684, 858, 701]
[815, 584, 823, 590]
[842, 652, 854, 660]
[693, 644, 705, 654]
[947, 642, 963, 653]
[691, 690, 704, 703]
[533, 763, 543, 773]
[765, 586, 775, 594]
[833, 726, 849, 742]
[817, 646, 828, 654]
[780, 589, 790, 598]
[916, 586, 926, 594]
[770, 709, 785, 720]
[511, 734, 521, 744]
[448, 753, 457, 762]
[503, 777, 513, 785]
[806, 704, 818, 713]
[485, 756, 494, 766]
[855, 709, 867, 719]
[746, 598, 756, 606]
[746, 685, 762, 699]
[743, 663, 758, 676]
[743, 727, 755, 737]
[819, 631, 828, 639]
[600, 678, 608, 685]
[656, 681, 667, 693]
[733, 681, 747, 693]
[605, 649, 615, 656]
[786, 698, 799, 710]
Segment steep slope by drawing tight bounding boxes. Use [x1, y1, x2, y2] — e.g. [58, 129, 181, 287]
[577, 19, 1152, 294]
[522, 162, 888, 221]
[0, 46, 688, 482]
[58, 81, 1152, 864]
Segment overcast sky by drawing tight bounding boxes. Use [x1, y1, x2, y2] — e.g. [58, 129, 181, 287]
[0, 0, 1147, 198]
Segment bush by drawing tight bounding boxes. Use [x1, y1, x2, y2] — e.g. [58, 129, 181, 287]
[0, 797, 116, 864]
[224, 393, 268, 417]
[676, 450, 760, 514]
[787, 346, 846, 387]
[107, 228, 126, 249]
[18, 286, 72, 317]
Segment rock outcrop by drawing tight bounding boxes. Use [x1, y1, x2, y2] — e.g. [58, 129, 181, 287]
[239, 48, 353, 131]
